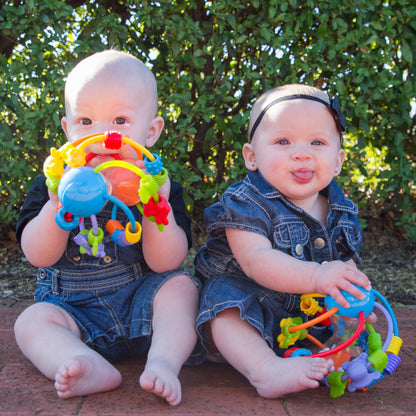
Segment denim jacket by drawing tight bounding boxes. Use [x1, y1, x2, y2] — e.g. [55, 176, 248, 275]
[196, 170, 362, 280]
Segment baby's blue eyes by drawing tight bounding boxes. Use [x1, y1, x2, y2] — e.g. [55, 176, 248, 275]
[80, 118, 126, 125]
[274, 139, 326, 145]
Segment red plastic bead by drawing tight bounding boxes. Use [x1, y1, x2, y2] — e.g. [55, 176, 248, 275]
[104, 131, 122, 149]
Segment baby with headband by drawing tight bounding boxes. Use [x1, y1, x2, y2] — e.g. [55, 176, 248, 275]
[194, 84, 373, 397]
[14, 50, 199, 406]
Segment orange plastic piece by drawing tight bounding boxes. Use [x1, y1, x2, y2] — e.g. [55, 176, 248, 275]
[102, 160, 142, 206]
[106, 219, 124, 234]
[327, 350, 352, 371]
[289, 307, 338, 332]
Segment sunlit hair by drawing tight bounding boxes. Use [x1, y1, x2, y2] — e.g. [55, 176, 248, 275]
[64, 49, 159, 116]
[248, 84, 345, 142]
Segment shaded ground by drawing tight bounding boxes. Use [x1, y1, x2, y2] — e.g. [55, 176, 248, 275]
[1, 226, 415, 305]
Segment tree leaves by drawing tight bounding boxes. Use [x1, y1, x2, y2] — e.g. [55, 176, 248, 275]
[1, 0, 415, 239]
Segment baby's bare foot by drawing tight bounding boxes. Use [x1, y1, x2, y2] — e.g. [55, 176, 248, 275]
[250, 355, 333, 399]
[54, 355, 121, 398]
[139, 358, 181, 406]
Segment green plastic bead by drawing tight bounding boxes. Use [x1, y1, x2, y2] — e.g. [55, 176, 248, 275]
[368, 348, 388, 373]
[327, 372, 347, 398]
[88, 227, 104, 257]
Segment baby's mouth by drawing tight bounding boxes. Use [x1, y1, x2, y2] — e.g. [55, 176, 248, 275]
[291, 169, 314, 184]
[85, 153, 121, 165]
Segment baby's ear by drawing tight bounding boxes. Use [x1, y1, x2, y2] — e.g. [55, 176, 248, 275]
[242, 143, 258, 171]
[335, 148, 346, 176]
[145, 116, 164, 148]
[61, 117, 69, 139]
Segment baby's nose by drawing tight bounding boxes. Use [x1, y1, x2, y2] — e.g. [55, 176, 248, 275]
[292, 145, 311, 160]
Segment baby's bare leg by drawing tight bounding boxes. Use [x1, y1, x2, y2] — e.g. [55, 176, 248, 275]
[139, 274, 198, 406]
[210, 308, 333, 399]
[14, 302, 121, 398]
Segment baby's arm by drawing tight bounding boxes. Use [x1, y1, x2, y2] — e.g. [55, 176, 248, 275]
[226, 228, 371, 308]
[20, 194, 70, 268]
[141, 177, 188, 273]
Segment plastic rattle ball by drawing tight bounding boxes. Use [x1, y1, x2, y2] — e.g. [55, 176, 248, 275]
[101, 159, 141, 206]
[325, 285, 375, 318]
[58, 167, 108, 217]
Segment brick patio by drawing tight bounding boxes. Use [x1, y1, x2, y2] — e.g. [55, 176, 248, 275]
[1, 298, 415, 416]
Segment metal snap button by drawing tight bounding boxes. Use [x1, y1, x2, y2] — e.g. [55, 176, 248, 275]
[104, 256, 112, 263]
[38, 270, 47, 280]
[295, 244, 303, 256]
[73, 256, 81, 262]
[314, 238, 325, 250]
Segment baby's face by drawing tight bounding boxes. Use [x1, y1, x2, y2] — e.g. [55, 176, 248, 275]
[244, 98, 345, 206]
[62, 69, 162, 166]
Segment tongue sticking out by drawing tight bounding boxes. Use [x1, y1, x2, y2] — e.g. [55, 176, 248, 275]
[292, 170, 313, 184]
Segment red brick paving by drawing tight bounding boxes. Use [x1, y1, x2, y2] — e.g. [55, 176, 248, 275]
[1, 299, 415, 415]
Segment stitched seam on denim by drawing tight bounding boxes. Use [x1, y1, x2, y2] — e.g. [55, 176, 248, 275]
[55, 263, 136, 279]
[330, 201, 358, 214]
[97, 295, 127, 337]
[207, 220, 269, 238]
[198, 301, 272, 345]
[235, 188, 274, 223]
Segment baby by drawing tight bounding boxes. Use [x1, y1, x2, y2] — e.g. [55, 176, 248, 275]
[15, 50, 199, 406]
[194, 84, 372, 398]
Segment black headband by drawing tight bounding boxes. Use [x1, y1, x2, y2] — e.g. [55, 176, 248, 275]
[249, 93, 346, 142]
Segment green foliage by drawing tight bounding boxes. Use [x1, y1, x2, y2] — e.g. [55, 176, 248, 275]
[1, 0, 415, 240]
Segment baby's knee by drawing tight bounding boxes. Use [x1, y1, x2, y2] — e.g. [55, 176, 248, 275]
[14, 302, 75, 341]
[154, 273, 199, 310]
[164, 273, 198, 296]
[14, 306, 39, 345]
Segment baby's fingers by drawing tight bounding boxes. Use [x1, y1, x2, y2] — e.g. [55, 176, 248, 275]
[327, 287, 350, 309]
[345, 267, 371, 292]
[328, 279, 369, 309]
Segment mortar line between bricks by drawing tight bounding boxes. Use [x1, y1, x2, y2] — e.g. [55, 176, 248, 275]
[72, 396, 85, 416]
[279, 398, 292, 416]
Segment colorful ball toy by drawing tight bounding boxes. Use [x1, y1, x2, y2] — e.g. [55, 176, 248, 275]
[43, 131, 170, 258]
[279, 287, 402, 397]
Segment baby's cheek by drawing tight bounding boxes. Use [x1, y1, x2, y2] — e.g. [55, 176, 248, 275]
[120, 145, 141, 161]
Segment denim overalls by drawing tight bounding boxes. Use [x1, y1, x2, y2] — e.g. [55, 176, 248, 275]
[195, 169, 362, 359]
[17, 176, 199, 363]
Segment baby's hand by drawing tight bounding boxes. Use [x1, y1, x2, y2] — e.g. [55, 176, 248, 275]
[132, 159, 171, 200]
[156, 175, 171, 200]
[48, 188, 60, 206]
[313, 261, 372, 309]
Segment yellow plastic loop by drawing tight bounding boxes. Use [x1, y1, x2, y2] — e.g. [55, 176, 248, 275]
[386, 336, 403, 355]
[125, 222, 142, 244]
[94, 160, 147, 179]
[300, 295, 323, 316]
[76, 134, 155, 162]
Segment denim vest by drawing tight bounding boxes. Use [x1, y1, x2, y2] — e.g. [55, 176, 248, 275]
[196, 170, 362, 280]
